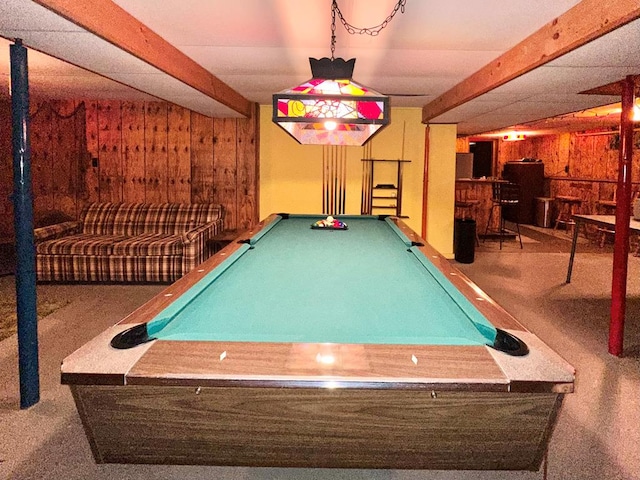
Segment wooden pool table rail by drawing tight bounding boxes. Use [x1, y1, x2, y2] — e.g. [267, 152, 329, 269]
[61, 327, 573, 393]
[391, 217, 524, 331]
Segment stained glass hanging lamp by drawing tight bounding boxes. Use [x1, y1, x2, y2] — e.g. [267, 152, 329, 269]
[272, 0, 406, 146]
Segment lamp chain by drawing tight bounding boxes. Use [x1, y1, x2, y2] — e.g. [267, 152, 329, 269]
[330, 0, 407, 59]
[331, 2, 337, 60]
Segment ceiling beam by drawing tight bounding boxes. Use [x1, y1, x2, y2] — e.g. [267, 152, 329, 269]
[33, 0, 253, 118]
[581, 74, 640, 95]
[422, 0, 640, 123]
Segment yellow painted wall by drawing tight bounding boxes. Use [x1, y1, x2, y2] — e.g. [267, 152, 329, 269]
[259, 106, 457, 256]
[425, 124, 457, 257]
[259, 107, 324, 214]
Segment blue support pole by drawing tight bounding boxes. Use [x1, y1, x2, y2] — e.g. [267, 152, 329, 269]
[10, 39, 40, 408]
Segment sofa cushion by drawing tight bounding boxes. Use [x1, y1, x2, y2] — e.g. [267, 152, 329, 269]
[171, 203, 223, 235]
[79, 202, 224, 236]
[131, 203, 179, 235]
[36, 234, 127, 256]
[81, 203, 119, 235]
[111, 234, 184, 256]
[81, 203, 149, 236]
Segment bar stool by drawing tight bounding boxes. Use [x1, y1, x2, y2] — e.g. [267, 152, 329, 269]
[554, 195, 582, 235]
[484, 182, 523, 250]
[455, 184, 480, 245]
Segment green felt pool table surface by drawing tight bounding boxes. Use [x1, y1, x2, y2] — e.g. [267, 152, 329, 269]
[61, 214, 574, 470]
[150, 214, 496, 346]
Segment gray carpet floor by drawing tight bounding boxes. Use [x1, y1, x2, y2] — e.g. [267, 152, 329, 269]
[1, 228, 639, 480]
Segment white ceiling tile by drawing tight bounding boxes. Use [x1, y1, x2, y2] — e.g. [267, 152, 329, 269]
[0, 31, 162, 75]
[549, 18, 640, 68]
[520, 93, 620, 105]
[491, 66, 639, 95]
[0, 0, 83, 32]
[430, 101, 511, 124]
[0, 0, 636, 132]
[108, 72, 242, 117]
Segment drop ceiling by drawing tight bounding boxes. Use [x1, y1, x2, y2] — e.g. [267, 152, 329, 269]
[0, 0, 638, 135]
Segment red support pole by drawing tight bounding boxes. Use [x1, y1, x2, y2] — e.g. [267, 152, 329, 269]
[421, 126, 430, 239]
[609, 75, 636, 356]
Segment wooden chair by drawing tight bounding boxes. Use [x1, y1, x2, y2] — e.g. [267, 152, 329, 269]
[597, 190, 640, 252]
[596, 196, 616, 247]
[554, 195, 582, 236]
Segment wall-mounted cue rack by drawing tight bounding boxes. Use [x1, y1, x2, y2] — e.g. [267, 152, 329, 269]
[361, 159, 410, 217]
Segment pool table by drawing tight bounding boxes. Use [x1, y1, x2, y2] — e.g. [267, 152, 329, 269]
[61, 214, 574, 470]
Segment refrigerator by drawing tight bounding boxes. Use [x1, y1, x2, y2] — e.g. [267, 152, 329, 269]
[455, 153, 474, 179]
[502, 160, 544, 224]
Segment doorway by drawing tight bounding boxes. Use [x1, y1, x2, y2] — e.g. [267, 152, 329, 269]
[470, 141, 494, 178]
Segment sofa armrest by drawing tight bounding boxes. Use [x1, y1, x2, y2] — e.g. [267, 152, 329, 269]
[183, 221, 221, 243]
[34, 221, 81, 242]
[181, 219, 224, 273]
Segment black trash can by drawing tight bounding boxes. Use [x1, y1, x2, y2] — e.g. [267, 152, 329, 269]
[454, 218, 475, 264]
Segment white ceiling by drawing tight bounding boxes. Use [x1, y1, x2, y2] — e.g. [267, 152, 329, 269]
[0, 0, 638, 135]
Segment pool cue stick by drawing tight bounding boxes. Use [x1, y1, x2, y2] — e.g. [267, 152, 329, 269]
[322, 146, 325, 214]
[337, 146, 341, 214]
[327, 146, 331, 215]
[326, 147, 330, 214]
[341, 147, 346, 214]
[363, 144, 371, 214]
[367, 158, 371, 213]
[365, 159, 370, 213]
[360, 156, 364, 214]
[335, 146, 339, 215]
[397, 161, 404, 216]
[337, 147, 342, 214]
[336, 146, 340, 215]
[322, 146, 326, 214]
[401, 121, 406, 159]
[338, 147, 342, 214]
[360, 160, 366, 214]
[330, 146, 335, 215]
[325, 146, 330, 215]
[370, 161, 375, 214]
[340, 147, 347, 214]
[368, 143, 374, 213]
[339, 147, 343, 214]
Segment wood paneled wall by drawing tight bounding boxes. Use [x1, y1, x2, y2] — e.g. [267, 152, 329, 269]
[455, 137, 470, 153]
[0, 99, 90, 236]
[0, 99, 259, 236]
[496, 132, 627, 180]
[494, 130, 640, 215]
[32, 101, 89, 218]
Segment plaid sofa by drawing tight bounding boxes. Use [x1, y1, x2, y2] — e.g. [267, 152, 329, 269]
[34, 202, 224, 283]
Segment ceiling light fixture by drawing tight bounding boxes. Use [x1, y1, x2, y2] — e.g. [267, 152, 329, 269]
[503, 132, 527, 141]
[272, 0, 407, 146]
